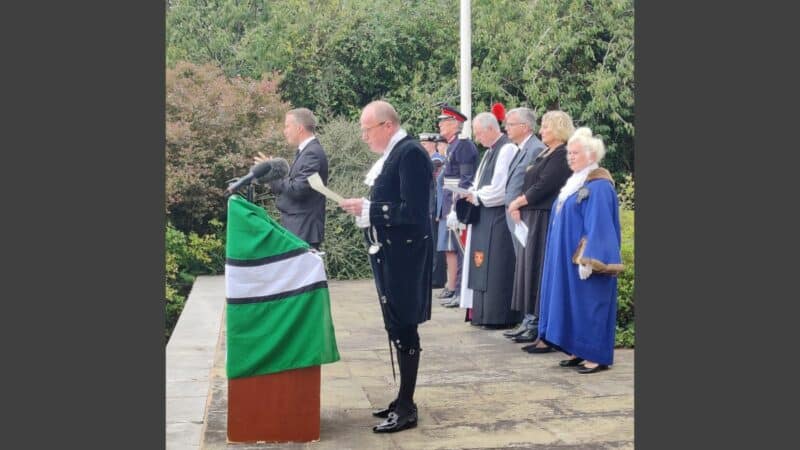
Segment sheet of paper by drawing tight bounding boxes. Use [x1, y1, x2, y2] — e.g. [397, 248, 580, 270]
[443, 184, 472, 196]
[514, 221, 528, 247]
[307, 172, 345, 203]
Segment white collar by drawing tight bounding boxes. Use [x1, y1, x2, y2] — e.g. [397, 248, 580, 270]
[364, 129, 408, 186]
[555, 162, 599, 212]
[517, 133, 533, 150]
[297, 136, 315, 152]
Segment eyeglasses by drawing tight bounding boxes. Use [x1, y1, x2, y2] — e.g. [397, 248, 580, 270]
[360, 121, 387, 134]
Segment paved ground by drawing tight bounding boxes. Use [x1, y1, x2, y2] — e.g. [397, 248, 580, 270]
[200, 278, 634, 449]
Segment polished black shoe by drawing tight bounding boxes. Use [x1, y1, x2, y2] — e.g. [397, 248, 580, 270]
[576, 364, 609, 374]
[482, 324, 512, 330]
[437, 288, 455, 299]
[512, 329, 538, 343]
[372, 409, 418, 433]
[372, 399, 397, 418]
[559, 357, 585, 367]
[503, 323, 528, 338]
[521, 344, 554, 353]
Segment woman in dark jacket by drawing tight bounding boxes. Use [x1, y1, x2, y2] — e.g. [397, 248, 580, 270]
[506, 110, 575, 353]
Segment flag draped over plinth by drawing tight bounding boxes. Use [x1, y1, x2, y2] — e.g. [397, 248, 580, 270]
[225, 195, 340, 379]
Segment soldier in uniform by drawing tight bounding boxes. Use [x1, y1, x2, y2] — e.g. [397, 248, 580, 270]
[339, 101, 433, 433]
[435, 104, 479, 307]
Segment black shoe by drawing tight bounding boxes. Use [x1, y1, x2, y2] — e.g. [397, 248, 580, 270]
[521, 344, 554, 353]
[512, 329, 538, 343]
[372, 409, 418, 433]
[559, 357, 585, 367]
[372, 399, 397, 418]
[503, 323, 528, 338]
[437, 288, 455, 299]
[482, 324, 512, 330]
[576, 364, 609, 374]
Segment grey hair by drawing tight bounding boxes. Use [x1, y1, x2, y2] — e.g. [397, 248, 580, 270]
[568, 127, 607, 163]
[287, 108, 317, 133]
[472, 112, 500, 131]
[507, 107, 537, 132]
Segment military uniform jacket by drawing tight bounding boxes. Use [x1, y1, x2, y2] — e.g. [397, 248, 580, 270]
[366, 136, 434, 327]
[437, 137, 479, 219]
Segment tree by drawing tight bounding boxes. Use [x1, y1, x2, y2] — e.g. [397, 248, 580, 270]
[166, 61, 290, 233]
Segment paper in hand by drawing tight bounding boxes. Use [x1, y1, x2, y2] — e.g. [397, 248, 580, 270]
[514, 221, 528, 247]
[443, 184, 472, 196]
[307, 172, 345, 203]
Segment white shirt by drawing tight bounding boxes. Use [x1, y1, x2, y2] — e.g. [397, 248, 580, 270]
[517, 133, 532, 152]
[297, 135, 316, 153]
[357, 129, 408, 228]
[470, 137, 517, 207]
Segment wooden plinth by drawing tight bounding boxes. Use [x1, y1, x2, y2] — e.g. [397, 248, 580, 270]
[227, 365, 320, 443]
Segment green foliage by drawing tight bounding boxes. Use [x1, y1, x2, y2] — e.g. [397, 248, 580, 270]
[167, 0, 634, 176]
[615, 207, 635, 347]
[165, 220, 226, 342]
[166, 61, 290, 234]
[617, 172, 635, 210]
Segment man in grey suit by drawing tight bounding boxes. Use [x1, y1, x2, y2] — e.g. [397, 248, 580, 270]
[503, 107, 545, 256]
[502, 107, 545, 340]
[254, 108, 329, 249]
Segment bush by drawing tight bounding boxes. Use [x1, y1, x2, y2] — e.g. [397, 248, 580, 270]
[617, 173, 635, 210]
[165, 220, 226, 343]
[166, 61, 290, 234]
[615, 207, 635, 347]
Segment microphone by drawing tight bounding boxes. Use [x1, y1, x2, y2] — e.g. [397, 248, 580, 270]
[225, 158, 290, 195]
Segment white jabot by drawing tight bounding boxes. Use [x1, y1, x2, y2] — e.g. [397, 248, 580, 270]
[363, 129, 408, 187]
[357, 128, 408, 228]
[555, 162, 599, 212]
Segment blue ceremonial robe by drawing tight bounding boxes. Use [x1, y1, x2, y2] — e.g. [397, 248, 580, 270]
[538, 177, 622, 366]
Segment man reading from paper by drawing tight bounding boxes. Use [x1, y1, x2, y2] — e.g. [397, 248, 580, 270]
[339, 100, 433, 434]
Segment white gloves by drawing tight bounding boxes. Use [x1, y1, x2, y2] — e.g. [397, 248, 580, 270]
[578, 264, 593, 280]
[446, 210, 461, 230]
[354, 198, 371, 228]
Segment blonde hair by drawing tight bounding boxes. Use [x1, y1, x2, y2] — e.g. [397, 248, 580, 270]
[568, 127, 607, 163]
[541, 110, 575, 143]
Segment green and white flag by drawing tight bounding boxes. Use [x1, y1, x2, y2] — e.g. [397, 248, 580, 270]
[225, 195, 340, 379]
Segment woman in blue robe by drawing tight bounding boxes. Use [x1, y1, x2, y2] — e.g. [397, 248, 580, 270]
[537, 127, 625, 374]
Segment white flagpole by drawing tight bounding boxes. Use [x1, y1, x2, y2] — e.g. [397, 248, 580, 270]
[460, 0, 472, 138]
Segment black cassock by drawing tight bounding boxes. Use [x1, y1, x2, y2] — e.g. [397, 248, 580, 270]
[365, 136, 434, 329]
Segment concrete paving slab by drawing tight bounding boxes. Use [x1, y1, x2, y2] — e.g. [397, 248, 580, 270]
[165, 277, 634, 449]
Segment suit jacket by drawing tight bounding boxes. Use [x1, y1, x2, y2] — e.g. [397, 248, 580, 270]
[366, 135, 433, 327]
[521, 144, 571, 210]
[504, 134, 545, 243]
[268, 138, 329, 245]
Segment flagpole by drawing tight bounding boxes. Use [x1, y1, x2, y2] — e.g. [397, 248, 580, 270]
[460, 0, 472, 138]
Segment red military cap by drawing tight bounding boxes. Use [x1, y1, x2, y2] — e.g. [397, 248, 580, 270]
[436, 103, 468, 123]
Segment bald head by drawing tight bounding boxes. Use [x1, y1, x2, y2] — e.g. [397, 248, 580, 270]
[360, 100, 401, 154]
[364, 100, 400, 125]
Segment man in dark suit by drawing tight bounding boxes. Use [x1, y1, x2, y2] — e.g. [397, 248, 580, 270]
[255, 108, 329, 249]
[339, 100, 433, 434]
